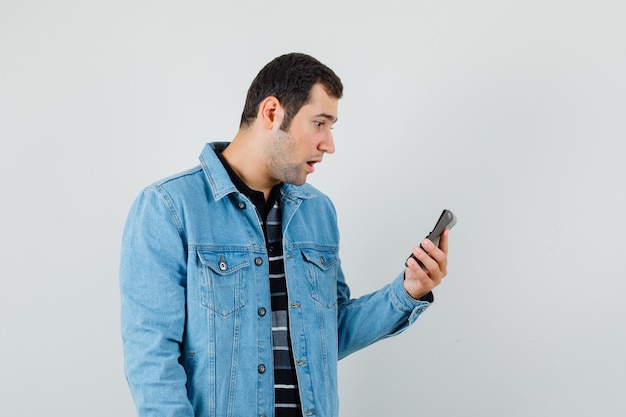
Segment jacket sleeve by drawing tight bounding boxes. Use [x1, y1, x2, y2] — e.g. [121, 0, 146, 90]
[119, 187, 194, 417]
[336, 269, 432, 360]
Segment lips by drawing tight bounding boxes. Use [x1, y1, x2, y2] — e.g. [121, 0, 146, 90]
[306, 157, 322, 173]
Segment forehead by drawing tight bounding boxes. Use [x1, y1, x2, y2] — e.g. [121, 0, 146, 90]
[298, 83, 339, 121]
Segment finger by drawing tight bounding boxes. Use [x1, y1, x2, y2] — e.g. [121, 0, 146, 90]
[405, 253, 425, 270]
[406, 248, 432, 277]
[420, 238, 445, 266]
[417, 240, 448, 281]
[411, 245, 439, 276]
[405, 255, 434, 290]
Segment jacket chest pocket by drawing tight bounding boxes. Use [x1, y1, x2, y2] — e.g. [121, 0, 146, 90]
[301, 248, 339, 308]
[198, 251, 249, 317]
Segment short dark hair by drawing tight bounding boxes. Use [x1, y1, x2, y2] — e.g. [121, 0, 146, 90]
[239, 53, 343, 130]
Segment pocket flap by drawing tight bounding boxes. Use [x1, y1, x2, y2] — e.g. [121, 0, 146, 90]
[300, 248, 339, 271]
[197, 251, 249, 275]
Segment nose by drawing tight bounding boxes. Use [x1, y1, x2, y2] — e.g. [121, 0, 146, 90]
[319, 131, 335, 154]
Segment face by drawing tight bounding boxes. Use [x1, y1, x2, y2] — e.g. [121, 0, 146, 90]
[265, 83, 338, 186]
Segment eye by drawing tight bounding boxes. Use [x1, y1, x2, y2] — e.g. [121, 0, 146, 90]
[313, 121, 324, 128]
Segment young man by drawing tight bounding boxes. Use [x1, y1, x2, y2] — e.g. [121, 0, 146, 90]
[120, 52, 449, 417]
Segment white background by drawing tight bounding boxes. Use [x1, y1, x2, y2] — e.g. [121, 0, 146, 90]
[1, 1, 625, 416]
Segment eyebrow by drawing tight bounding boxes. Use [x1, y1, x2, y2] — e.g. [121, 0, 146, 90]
[315, 113, 338, 123]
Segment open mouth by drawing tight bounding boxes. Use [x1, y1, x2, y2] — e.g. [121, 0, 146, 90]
[307, 158, 323, 173]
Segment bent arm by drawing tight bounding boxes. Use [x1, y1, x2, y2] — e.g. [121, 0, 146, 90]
[120, 188, 194, 417]
[336, 271, 431, 360]
[337, 229, 450, 359]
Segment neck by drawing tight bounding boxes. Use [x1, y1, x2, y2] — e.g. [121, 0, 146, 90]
[222, 131, 277, 200]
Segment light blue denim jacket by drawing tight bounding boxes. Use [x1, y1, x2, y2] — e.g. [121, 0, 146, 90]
[120, 142, 431, 417]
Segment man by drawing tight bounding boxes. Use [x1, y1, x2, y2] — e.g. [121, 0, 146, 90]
[120, 52, 449, 417]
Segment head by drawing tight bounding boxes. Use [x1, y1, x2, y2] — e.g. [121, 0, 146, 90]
[262, 82, 339, 186]
[239, 53, 343, 131]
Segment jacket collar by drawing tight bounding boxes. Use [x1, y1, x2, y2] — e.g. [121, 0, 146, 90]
[199, 142, 314, 201]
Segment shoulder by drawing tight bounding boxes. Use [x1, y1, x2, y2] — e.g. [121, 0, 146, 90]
[139, 165, 213, 203]
[147, 165, 205, 191]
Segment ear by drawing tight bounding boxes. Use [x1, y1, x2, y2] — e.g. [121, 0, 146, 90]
[258, 96, 284, 130]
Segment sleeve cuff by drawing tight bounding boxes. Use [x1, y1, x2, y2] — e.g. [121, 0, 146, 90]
[389, 272, 432, 324]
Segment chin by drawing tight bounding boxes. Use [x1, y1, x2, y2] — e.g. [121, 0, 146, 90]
[284, 176, 307, 186]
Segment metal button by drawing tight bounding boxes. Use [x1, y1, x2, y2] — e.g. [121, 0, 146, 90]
[237, 201, 246, 209]
[258, 364, 266, 374]
[254, 257, 263, 266]
[218, 255, 227, 271]
[258, 307, 267, 317]
[319, 255, 325, 265]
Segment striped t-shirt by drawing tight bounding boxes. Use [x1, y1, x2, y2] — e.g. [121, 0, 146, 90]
[265, 198, 302, 416]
